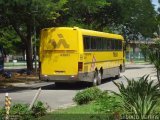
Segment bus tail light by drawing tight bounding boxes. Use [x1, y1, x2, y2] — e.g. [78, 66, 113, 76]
[78, 62, 83, 72]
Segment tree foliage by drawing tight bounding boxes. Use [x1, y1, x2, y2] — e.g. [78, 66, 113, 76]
[0, 27, 22, 54]
[148, 40, 160, 86]
[119, 0, 157, 41]
[0, 0, 158, 71]
[0, 0, 67, 70]
[65, 0, 110, 29]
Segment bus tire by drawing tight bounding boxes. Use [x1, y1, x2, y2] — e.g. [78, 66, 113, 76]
[97, 71, 102, 85]
[92, 71, 98, 86]
[115, 68, 120, 79]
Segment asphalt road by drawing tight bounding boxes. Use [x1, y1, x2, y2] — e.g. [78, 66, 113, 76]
[0, 63, 157, 111]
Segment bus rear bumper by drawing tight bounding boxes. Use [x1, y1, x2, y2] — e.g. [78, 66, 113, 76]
[40, 75, 79, 82]
[40, 72, 94, 83]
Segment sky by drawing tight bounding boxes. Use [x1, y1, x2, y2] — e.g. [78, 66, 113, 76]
[152, 0, 159, 11]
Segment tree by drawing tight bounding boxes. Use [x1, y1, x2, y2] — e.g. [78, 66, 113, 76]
[119, 0, 157, 41]
[0, 27, 22, 54]
[113, 75, 160, 117]
[0, 0, 67, 71]
[140, 44, 149, 62]
[65, 0, 157, 39]
[65, 0, 110, 29]
[148, 40, 160, 86]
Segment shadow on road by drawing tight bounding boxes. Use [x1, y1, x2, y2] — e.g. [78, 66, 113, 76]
[0, 77, 119, 93]
[126, 66, 147, 70]
[0, 87, 32, 93]
[41, 77, 119, 90]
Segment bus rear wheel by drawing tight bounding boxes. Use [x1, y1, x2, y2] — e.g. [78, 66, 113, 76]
[115, 68, 120, 79]
[92, 71, 101, 86]
[97, 72, 102, 85]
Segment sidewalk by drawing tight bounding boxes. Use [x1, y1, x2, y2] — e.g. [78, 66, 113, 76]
[10, 81, 55, 89]
[125, 60, 150, 65]
[4, 62, 26, 70]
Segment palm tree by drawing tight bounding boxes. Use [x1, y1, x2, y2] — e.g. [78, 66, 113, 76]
[148, 40, 160, 86]
[113, 75, 160, 118]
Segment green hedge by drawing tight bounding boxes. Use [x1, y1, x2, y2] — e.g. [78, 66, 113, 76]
[73, 87, 102, 105]
[0, 101, 47, 120]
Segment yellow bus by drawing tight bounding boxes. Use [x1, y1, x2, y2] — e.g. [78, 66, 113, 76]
[39, 27, 125, 85]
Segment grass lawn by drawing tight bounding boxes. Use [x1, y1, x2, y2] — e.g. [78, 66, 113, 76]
[53, 102, 98, 114]
[38, 102, 115, 120]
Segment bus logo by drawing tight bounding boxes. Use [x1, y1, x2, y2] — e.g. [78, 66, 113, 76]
[113, 52, 118, 57]
[49, 34, 70, 49]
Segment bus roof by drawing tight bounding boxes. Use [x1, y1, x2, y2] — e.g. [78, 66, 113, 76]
[41, 27, 124, 40]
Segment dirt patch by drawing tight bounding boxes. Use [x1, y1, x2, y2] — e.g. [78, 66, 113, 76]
[0, 72, 39, 88]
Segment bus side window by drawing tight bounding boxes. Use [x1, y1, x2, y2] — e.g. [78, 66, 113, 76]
[101, 38, 105, 50]
[120, 41, 122, 50]
[83, 36, 91, 51]
[107, 39, 112, 50]
[96, 37, 102, 50]
[115, 40, 118, 51]
[91, 37, 97, 50]
[111, 39, 115, 50]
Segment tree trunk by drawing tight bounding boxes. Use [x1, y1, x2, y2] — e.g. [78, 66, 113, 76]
[10, 18, 33, 71]
[25, 23, 33, 71]
[144, 51, 147, 62]
[22, 49, 25, 61]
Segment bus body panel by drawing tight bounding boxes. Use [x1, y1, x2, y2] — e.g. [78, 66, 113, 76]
[83, 51, 124, 71]
[40, 27, 125, 82]
[40, 28, 80, 79]
[41, 52, 79, 75]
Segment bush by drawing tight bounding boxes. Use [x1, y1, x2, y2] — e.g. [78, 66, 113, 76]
[32, 101, 47, 118]
[95, 91, 122, 114]
[73, 87, 102, 105]
[0, 101, 47, 120]
[0, 107, 5, 120]
[0, 104, 33, 120]
[10, 104, 33, 120]
[113, 75, 160, 118]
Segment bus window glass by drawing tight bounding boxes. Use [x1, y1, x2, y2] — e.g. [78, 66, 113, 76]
[119, 41, 122, 50]
[83, 36, 91, 50]
[107, 39, 112, 50]
[91, 37, 97, 50]
[111, 39, 115, 50]
[101, 38, 105, 50]
[115, 40, 119, 50]
[102, 38, 107, 50]
[96, 37, 102, 50]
